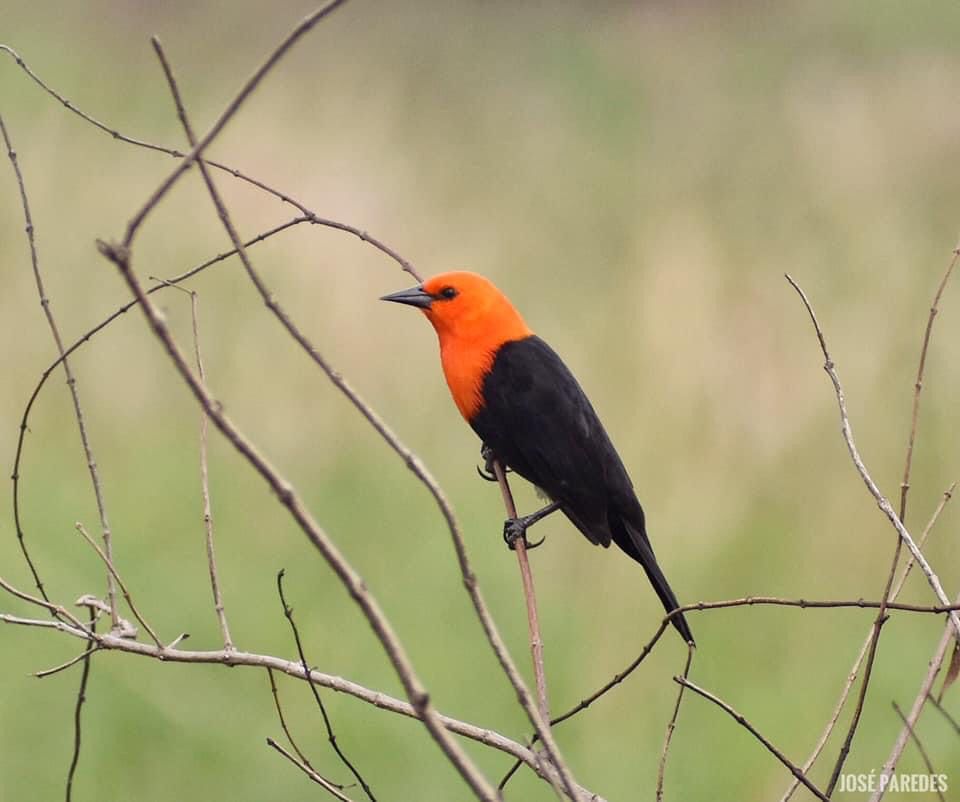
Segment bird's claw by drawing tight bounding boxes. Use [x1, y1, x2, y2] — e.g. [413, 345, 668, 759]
[502, 518, 546, 551]
[476, 464, 498, 482]
[478, 444, 510, 482]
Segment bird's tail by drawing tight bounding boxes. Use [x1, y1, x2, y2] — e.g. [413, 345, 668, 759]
[616, 519, 695, 645]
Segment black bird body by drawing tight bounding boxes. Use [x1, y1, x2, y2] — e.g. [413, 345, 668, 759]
[470, 335, 694, 644]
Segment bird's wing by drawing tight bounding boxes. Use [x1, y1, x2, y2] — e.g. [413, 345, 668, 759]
[469, 335, 634, 547]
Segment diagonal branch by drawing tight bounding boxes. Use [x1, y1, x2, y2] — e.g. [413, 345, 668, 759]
[96, 238, 500, 801]
[74, 523, 162, 648]
[151, 32, 580, 801]
[786, 274, 960, 639]
[676, 676, 829, 802]
[891, 701, 946, 802]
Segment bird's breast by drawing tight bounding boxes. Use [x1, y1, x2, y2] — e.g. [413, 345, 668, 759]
[439, 340, 496, 421]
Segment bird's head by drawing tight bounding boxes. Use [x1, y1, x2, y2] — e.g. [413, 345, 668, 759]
[380, 271, 531, 345]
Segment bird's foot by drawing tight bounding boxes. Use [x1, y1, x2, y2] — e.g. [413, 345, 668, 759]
[502, 517, 546, 551]
[477, 444, 510, 482]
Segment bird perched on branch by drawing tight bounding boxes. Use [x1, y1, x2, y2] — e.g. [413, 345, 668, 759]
[382, 271, 693, 644]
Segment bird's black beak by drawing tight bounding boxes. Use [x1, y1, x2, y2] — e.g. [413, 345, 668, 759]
[380, 284, 434, 309]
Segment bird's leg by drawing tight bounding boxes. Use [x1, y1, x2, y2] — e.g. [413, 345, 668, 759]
[503, 501, 562, 551]
[477, 443, 510, 482]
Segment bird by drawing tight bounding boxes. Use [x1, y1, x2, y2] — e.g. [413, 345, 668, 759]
[381, 271, 693, 644]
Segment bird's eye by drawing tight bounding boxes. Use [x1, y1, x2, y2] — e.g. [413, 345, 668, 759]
[439, 286, 458, 300]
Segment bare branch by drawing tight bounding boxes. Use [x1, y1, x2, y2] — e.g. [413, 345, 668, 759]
[926, 692, 960, 735]
[34, 646, 98, 679]
[74, 523, 162, 648]
[1, 112, 118, 623]
[492, 461, 550, 723]
[899, 245, 959, 520]
[266, 669, 354, 801]
[891, 701, 945, 802]
[785, 274, 960, 639]
[0, 44, 420, 280]
[266, 738, 356, 802]
[676, 676, 829, 802]
[65, 608, 96, 802]
[781, 482, 956, 801]
[122, 0, 351, 247]
[656, 644, 694, 801]
[276, 570, 374, 800]
[870, 590, 960, 801]
[490, 460, 582, 800]
[1, 610, 606, 797]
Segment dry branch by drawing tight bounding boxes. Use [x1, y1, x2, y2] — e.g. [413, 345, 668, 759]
[786, 275, 960, 639]
[676, 676, 829, 802]
[1, 113, 117, 624]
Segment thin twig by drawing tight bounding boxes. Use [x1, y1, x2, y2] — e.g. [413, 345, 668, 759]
[891, 701, 946, 802]
[870, 591, 960, 802]
[147, 278, 234, 650]
[926, 692, 960, 735]
[825, 534, 900, 796]
[190, 288, 234, 649]
[122, 0, 351, 247]
[65, 608, 96, 802]
[98, 240, 500, 801]
[491, 460, 584, 799]
[656, 644, 694, 801]
[501, 587, 960, 792]
[781, 482, 956, 801]
[277, 570, 374, 800]
[266, 668, 351, 798]
[676, 676, 829, 802]
[74, 523, 162, 648]
[899, 245, 959, 521]
[786, 274, 960, 640]
[492, 460, 550, 723]
[1, 113, 119, 624]
[8, 218, 307, 605]
[0, 43, 420, 280]
[34, 645, 99, 679]
[266, 738, 356, 802]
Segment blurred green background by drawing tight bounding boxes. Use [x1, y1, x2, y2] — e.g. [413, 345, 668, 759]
[2, 2, 959, 800]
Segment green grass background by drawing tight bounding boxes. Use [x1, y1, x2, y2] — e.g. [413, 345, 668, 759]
[1, 2, 959, 800]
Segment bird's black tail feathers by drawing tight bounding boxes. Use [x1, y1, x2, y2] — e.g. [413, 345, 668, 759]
[614, 517, 695, 645]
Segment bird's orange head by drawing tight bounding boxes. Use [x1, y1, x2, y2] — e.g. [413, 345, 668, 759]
[381, 271, 532, 419]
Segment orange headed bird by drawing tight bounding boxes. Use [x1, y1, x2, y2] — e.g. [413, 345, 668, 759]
[382, 271, 693, 644]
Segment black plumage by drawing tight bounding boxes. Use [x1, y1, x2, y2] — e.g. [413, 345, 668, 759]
[470, 335, 694, 644]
